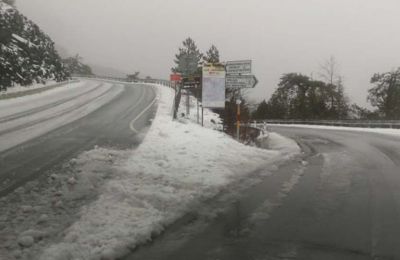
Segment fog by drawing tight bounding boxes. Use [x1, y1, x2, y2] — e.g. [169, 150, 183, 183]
[17, 0, 400, 106]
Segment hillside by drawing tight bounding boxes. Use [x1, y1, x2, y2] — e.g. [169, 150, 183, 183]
[0, 1, 68, 90]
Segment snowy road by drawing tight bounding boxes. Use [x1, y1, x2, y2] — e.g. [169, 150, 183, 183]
[124, 126, 400, 260]
[0, 80, 157, 197]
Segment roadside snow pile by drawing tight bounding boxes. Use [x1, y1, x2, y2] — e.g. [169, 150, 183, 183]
[177, 91, 223, 130]
[262, 132, 300, 156]
[268, 124, 400, 138]
[0, 147, 130, 260]
[39, 85, 300, 260]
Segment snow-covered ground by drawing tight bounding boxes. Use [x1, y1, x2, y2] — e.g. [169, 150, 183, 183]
[0, 80, 59, 97]
[39, 86, 299, 259]
[0, 83, 300, 260]
[267, 123, 400, 138]
[0, 80, 123, 152]
[177, 90, 223, 130]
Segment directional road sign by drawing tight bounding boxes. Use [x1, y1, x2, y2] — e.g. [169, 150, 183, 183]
[226, 60, 252, 75]
[226, 75, 258, 89]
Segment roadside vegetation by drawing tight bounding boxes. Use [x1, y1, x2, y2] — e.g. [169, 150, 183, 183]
[62, 54, 93, 76]
[253, 57, 400, 121]
[0, 1, 93, 92]
[172, 37, 252, 136]
[0, 0, 69, 91]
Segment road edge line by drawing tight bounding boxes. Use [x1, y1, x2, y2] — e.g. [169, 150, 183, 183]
[129, 85, 158, 134]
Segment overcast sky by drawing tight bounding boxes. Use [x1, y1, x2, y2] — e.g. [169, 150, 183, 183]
[17, 0, 400, 106]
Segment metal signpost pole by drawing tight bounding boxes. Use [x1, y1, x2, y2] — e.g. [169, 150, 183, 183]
[237, 104, 240, 141]
[172, 82, 177, 120]
[225, 60, 258, 142]
[186, 90, 190, 117]
[202, 106, 204, 127]
[170, 73, 183, 120]
[196, 84, 200, 124]
[236, 90, 241, 141]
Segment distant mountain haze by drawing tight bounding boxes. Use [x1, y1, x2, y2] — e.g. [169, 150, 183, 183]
[14, 0, 400, 107]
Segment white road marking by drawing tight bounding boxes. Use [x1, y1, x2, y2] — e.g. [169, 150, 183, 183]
[129, 86, 157, 134]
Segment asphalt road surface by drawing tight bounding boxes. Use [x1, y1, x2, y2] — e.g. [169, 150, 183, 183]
[0, 80, 157, 197]
[123, 126, 400, 260]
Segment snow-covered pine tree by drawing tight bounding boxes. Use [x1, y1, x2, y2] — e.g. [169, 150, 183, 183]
[0, 1, 69, 90]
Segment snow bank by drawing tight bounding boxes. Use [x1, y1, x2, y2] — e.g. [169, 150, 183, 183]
[263, 132, 301, 156]
[268, 123, 400, 138]
[0, 80, 69, 98]
[39, 85, 300, 260]
[0, 147, 130, 260]
[177, 91, 223, 130]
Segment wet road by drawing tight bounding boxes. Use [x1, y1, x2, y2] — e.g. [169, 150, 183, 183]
[123, 126, 400, 260]
[0, 80, 157, 197]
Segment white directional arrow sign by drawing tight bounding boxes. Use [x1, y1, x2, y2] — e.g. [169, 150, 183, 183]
[226, 75, 258, 89]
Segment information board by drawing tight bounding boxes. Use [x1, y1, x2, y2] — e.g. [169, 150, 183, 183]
[202, 64, 226, 108]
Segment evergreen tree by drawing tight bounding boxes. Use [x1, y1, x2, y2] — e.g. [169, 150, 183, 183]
[265, 73, 349, 120]
[367, 68, 400, 119]
[335, 77, 349, 119]
[0, 1, 68, 90]
[203, 45, 220, 64]
[171, 37, 203, 119]
[252, 100, 269, 119]
[172, 37, 202, 76]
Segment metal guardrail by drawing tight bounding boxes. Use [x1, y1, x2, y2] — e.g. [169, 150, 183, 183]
[254, 119, 400, 129]
[72, 74, 174, 88]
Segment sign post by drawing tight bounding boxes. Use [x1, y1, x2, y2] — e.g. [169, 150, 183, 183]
[196, 84, 200, 124]
[181, 76, 201, 119]
[225, 60, 258, 141]
[170, 73, 182, 119]
[236, 98, 241, 141]
[186, 90, 190, 117]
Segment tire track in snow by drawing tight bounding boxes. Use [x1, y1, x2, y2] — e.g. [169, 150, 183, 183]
[0, 85, 114, 137]
[0, 83, 104, 124]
